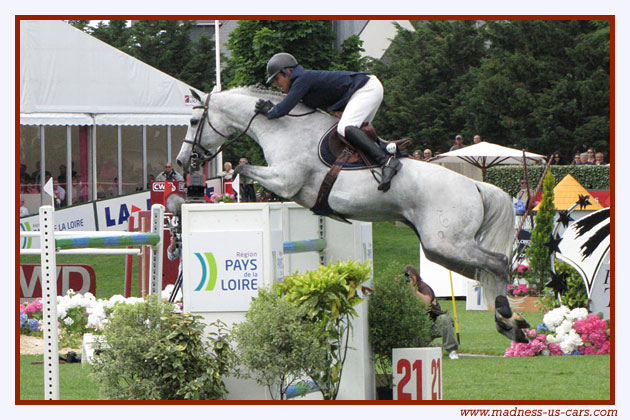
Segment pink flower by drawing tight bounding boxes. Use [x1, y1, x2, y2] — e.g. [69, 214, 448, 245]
[549, 343, 563, 356]
[528, 329, 537, 338]
[517, 264, 530, 274]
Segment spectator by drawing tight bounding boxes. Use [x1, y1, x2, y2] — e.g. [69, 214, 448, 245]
[412, 150, 422, 160]
[423, 149, 433, 160]
[45, 173, 65, 207]
[570, 153, 581, 165]
[595, 152, 607, 166]
[578, 152, 593, 165]
[238, 157, 257, 202]
[587, 148, 596, 164]
[515, 178, 534, 210]
[473, 134, 482, 144]
[220, 162, 235, 181]
[403, 265, 459, 360]
[156, 162, 184, 181]
[550, 152, 564, 165]
[20, 195, 29, 217]
[449, 135, 465, 151]
[31, 161, 42, 185]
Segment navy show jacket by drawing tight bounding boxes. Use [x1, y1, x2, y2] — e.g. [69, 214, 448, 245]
[266, 65, 370, 119]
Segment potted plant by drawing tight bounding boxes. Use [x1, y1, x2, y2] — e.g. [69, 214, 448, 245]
[368, 264, 433, 400]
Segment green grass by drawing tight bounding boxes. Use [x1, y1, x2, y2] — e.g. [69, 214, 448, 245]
[17, 220, 611, 401]
[19, 355, 102, 400]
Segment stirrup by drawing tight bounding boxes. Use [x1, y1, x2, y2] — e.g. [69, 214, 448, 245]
[377, 157, 402, 192]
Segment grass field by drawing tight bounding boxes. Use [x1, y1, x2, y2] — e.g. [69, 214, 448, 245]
[18, 221, 611, 401]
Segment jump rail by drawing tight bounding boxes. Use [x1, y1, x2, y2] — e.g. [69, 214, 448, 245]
[21, 204, 165, 400]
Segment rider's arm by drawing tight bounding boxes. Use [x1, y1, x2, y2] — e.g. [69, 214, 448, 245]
[266, 77, 310, 119]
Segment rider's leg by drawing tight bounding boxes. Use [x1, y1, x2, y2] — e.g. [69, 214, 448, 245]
[338, 76, 402, 192]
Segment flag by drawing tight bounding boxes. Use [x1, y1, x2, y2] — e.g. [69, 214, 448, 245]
[43, 177, 54, 198]
[232, 174, 240, 203]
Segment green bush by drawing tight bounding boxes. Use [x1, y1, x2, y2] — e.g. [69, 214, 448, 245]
[232, 287, 327, 400]
[90, 296, 231, 400]
[274, 259, 371, 400]
[486, 165, 610, 197]
[526, 171, 556, 291]
[539, 261, 589, 312]
[368, 264, 433, 386]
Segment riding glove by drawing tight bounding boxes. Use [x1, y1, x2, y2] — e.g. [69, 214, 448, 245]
[255, 99, 274, 115]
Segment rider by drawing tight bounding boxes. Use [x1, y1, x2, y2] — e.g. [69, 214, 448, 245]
[254, 52, 402, 192]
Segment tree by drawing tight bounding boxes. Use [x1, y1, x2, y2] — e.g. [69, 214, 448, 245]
[526, 170, 556, 292]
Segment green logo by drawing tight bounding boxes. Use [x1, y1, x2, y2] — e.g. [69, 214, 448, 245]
[20, 222, 32, 249]
[194, 252, 217, 291]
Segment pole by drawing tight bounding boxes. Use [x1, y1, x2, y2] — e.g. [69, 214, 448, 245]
[448, 270, 461, 344]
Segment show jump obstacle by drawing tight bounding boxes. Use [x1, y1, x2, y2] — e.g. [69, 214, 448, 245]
[181, 202, 375, 400]
[19, 204, 165, 400]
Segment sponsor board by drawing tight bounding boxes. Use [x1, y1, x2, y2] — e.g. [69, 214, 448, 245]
[20, 264, 96, 302]
[20, 203, 96, 249]
[186, 230, 263, 312]
[94, 191, 151, 231]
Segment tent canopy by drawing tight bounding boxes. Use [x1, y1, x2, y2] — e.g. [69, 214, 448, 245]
[430, 141, 546, 169]
[20, 20, 203, 126]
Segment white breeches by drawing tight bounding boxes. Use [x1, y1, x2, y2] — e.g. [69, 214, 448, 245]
[336, 75, 384, 136]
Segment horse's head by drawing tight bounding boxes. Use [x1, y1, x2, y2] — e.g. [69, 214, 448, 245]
[176, 89, 227, 174]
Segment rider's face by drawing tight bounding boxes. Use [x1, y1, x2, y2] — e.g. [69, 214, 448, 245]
[273, 72, 291, 93]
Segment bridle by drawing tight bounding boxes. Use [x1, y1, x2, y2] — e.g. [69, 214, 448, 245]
[182, 93, 259, 172]
[182, 91, 316, 172]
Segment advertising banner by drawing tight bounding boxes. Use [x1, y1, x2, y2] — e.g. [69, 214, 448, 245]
[94, 191, 151, 231]
[20, 264, 96, 302]
[20, 203, 96, 249]
[186, 230, 263, 312]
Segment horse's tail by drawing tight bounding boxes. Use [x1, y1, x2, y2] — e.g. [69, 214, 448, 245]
[474, 181, 516, 303]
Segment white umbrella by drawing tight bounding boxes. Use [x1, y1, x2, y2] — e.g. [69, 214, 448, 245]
[429, 141, 546, 179]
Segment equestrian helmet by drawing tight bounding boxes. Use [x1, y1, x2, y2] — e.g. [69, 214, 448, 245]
[266, 52, 298, 84]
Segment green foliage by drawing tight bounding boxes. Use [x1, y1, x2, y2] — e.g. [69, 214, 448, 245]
[232, 288, 327, 400]
[539, 261, 589, 312]
[368, 264, 433, 385]
[274, 259, 371, 400]
[90, 296, 231, 400]
[486, 165, 610, 198]
[83, 20, 215, 92]
[525, 171, 556, 291]
[371, 20, 610, 159]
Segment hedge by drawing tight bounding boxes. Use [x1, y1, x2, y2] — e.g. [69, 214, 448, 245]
[485, 165, 610, 197]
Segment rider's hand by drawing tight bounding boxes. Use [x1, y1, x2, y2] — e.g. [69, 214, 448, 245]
[255, 99, 274, 115]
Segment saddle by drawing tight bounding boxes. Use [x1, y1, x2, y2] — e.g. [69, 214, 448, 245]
[312, 123, 411, 223]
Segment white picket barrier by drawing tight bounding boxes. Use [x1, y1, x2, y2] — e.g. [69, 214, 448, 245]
[19, 204, 165, 400]
[180, 201, 374, 400]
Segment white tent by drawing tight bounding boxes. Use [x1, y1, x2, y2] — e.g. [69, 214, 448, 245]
[20, 20, 202, 126]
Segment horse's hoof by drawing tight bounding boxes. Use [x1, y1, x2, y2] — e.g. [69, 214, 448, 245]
[495, 311, 530, 343]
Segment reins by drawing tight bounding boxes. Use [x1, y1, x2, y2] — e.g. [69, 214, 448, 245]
[183, 92, 315, 170]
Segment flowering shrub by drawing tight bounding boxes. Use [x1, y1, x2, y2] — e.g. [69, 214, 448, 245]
[504, 306, 610, 357]
[209, 193, 235, 203]
[19, 299, 42, 335]
[19, 289, 180, 337]
[507, 283, 538, 297]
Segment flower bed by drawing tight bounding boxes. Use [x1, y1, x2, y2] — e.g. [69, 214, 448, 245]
[505, 306, 610, 357]
[18, 286, 181, 337]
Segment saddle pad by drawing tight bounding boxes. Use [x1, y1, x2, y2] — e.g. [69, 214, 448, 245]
[318, 125, 379, 170]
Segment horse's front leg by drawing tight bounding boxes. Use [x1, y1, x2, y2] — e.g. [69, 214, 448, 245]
[235, 164, 304, 200]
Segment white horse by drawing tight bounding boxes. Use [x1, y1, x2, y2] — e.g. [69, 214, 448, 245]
[177, 86, 529, 342]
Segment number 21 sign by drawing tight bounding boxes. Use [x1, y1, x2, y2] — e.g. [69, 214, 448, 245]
[393, 348, 442, 400]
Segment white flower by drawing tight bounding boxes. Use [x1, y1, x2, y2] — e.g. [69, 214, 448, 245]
[64, 317, 74, 326]
[568, 307, 588, 322]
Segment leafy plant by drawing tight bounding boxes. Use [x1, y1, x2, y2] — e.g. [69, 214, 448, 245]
[90, 295, 231, 400]
[526, 170, 556, 291]
[274, 259, 371, 400]
[232, 288, 327, 400]
[368, 264, 433, 387]
[539, 261, 589, 312]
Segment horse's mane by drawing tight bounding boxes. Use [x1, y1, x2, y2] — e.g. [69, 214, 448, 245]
[228, 85, 288, 101]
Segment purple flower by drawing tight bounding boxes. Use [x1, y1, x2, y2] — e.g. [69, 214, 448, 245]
[28, 318, 39, 331]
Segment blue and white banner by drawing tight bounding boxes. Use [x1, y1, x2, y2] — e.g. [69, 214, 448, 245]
[94, 191, 151, 231]
[20, 203, 96, 249]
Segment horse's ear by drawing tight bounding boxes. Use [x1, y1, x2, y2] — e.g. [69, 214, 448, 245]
[190, 89, 202, 103]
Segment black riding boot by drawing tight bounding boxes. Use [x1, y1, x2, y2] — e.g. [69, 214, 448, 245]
[344, 126, 402, 192]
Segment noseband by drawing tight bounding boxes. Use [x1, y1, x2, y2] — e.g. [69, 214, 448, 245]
[182, 93, 259, 171]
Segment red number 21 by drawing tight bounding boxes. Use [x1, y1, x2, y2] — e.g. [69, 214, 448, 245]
[397, 359, 423, 399]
